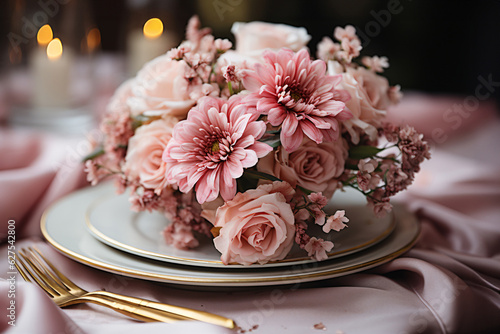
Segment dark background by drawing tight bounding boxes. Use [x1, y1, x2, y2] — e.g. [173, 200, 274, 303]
[2, 0, 500, 102]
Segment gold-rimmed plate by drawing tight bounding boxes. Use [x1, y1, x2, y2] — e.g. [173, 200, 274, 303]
[85, 183, 396, 268]
[41, 183, 420, 287]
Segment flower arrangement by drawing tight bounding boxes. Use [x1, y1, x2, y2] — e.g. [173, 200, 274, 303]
[85, 17, 430, 265]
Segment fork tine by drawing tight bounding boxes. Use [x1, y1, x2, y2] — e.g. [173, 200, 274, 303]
[19, 249, 63, 295]
[31, 246, 81, 291]
[13, 254, 32, 282]
[25, 247, 72, 293]
[16, 250, 59, 298]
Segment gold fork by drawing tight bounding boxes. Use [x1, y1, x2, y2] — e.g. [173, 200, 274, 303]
[15, 247, 236, 329]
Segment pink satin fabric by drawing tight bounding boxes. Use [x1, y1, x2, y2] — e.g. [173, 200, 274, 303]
[1, 95, 499, 334]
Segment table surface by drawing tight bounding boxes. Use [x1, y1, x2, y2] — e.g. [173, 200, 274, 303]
[1, 93, 499, 334]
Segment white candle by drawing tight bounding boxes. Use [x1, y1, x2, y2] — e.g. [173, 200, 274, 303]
[127, 18, 175, 75]
[31, 35, 73, 109]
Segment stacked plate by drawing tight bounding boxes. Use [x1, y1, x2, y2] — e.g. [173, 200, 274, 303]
[42, 182, 420, 288]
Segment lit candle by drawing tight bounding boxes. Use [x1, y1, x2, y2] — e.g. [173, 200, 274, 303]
[31, 25, 73, 109]
[82, 27, 101, 54]
[127, 18, 176, 75]
[37, 24, 53, 47]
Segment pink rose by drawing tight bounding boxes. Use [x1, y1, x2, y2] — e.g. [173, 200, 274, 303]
[127, 54, 196, 118]
[106, 78, 134, 116]
[216, 50, 260, 75]
[330, 64, 394, 143]
[257, 146, 298, 187]
[123, 117, 177, 194]
[258, 138, 348, 198]
[213, 182, 296, 265]
[231, 21, 311, 56]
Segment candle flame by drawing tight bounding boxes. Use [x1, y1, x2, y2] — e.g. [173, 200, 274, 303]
[143, 18, 163, 39]
[47, 38, 63, 60]
[86, 27, 101, 52]
[37, 24, 53, 46]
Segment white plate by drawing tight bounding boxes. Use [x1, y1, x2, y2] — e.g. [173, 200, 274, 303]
[41, 183, 420, 287]
[86, 184, 396, 268]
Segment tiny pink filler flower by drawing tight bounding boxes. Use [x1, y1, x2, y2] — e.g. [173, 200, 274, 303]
[243, 48, 352, 152]
[163, 95, 272, 204]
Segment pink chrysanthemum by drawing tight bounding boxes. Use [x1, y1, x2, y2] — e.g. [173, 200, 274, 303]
[243, 48, 352, 152]
[163, 95, 272, 204]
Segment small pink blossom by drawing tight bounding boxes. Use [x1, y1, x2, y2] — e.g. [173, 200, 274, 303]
[307, 192, 329, 226]
[312, 209, 326, 226]
[100, 79, 135, 162]
[197, 35, 217, 58]
[222, 64, 239, 83]
[114, 174, 128, 195]
[332, 25, 362, 62]
[84, 160, 106, 186]
[294, 220, 310, 248]
[362, 56, 389, 73]
[382, 162, 410, 196]
[334, 25, 358, 42]
[357, 159, 381, 191]
[188, 83, 220, 100]
[358, 159, 378, 173]
[383, 122, 400, 142]
[185, 15, 211, 49]
[323, 210, 348, 233]
[294, 208, 310, 224]
[367, 188, 393, 218]
[371, 201, 393, 218]
[357, 173, 381, 192]
[304, 237, 333, 261]
[163, 95, 272, 204]
[243, 48, 352, 152]
[398, 125, 431, 174]
[129, 188, 166, 212]
[162, 218, 199, 250]
[100, 109, 133, 161]
[308, 192, 328, 207]
[339, 38, 361, 62]
[316, 36, 341, 62]
[167, 46, 191, 60]
[214, 38, 232, 52]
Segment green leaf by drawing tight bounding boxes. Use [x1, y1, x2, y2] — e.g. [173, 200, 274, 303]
[344, 163, 359, 170]
[265, 129, 281, 135]
[82, 146, 104, 162]
[267, 140, 281, 149]
[297, 185, 313, 195]
[348, 145, 384, 160]
[244, 169, 282, 182]
[132, 115, 162, 130]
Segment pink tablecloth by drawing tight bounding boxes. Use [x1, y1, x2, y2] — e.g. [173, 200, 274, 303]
[1, 94, 499, 334]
